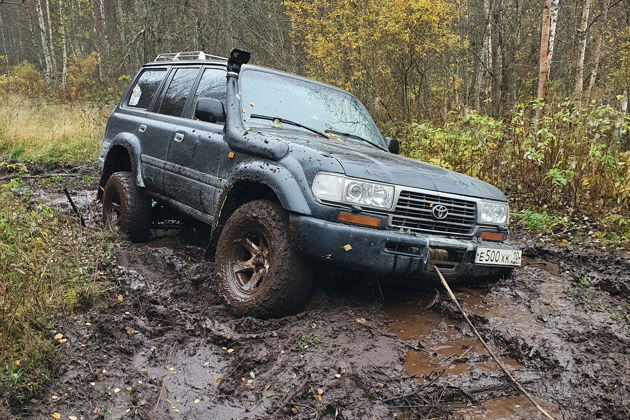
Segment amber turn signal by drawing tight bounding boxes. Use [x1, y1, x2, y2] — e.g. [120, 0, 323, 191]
[480, 231, 505, 242]
[338, 211, 381, 228]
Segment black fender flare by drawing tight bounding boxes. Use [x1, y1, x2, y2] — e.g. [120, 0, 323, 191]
[217, 159, 313, 218]
[98, 133, 144, 197]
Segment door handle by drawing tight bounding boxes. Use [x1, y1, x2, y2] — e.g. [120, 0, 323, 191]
[173, 133, 185, 142]
[138, 124, 147, 133]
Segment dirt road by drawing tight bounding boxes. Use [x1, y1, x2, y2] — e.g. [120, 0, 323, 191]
[8, 164, 630, 419]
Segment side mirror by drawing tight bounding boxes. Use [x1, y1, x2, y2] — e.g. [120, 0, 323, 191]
[385, 137, 400, 154]
[195, 98, 226, 123]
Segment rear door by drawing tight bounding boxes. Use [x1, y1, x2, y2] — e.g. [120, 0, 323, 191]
[164, 66, 230, 216]
[121, 67, 168, 192]
[148, 66, 201, 199]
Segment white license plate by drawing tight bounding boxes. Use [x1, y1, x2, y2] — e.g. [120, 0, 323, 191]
[474, 247, 522, 267]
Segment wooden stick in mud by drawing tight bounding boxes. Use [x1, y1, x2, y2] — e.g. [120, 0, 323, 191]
[433, 265, 556, 420]
[63, 187, 86, 227]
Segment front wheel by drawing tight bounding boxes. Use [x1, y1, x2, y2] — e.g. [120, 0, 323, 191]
[214, 200, 312, 318]
[102, 171, 152, 242]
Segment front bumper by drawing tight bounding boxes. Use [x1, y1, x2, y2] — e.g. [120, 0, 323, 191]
[289, 214, 519, 279]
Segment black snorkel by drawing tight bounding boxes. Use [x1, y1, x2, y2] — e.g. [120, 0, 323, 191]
[224, 48, 289, 160]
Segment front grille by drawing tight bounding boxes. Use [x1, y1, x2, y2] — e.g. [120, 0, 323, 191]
[390, 190, 477, 235]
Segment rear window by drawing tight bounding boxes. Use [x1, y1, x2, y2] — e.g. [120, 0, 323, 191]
[127, 69, 166, 109]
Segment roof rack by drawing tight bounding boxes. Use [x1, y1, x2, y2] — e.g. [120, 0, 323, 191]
[154, 51, 227, 62]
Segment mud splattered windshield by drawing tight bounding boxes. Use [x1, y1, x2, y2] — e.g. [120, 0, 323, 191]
[239, 69, 385, 148]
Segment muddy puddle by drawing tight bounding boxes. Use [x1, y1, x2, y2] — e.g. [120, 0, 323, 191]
[6, 163, 630, 419]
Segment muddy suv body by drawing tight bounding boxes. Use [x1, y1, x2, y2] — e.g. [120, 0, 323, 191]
[98, 50, 521, 317]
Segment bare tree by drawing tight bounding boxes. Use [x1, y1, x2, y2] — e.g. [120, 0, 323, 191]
[58, 0, 67, 86]
[574, 0, 593, 104]
[0, 7, 9, 73]
[537, 0, 552, 99]
[587, 0, 610, 96]
[34, 0, 53, 82]
[547, 0, 560, 78]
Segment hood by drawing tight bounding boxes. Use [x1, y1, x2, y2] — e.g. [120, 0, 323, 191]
[261, 127, 507, 201]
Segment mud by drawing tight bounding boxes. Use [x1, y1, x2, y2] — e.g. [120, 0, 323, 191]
[6, 163, 629, 419]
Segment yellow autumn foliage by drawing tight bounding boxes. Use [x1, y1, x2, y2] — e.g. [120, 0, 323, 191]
[284, 0, 461, 121]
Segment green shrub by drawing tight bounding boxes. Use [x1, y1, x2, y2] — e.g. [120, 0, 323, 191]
[0, 183, 112, 402]
[390, 101, 629, 222]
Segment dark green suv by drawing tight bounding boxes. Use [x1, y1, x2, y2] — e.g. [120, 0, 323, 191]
[98, 49, 521, 317]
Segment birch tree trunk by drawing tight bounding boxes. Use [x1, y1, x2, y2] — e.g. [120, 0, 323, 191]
[547, 0, 560, 78]
[474, 0, 492, 110]
[483, 0, 492, 112]
[574, 0, 592, 105]
[98, 0, 109, 52]
[26, 7, 45, 71]
[0, 8, 9, 73]
[537, 0, 552, 99]
[587, 0, 609, 96]
[115, 0, 126, 45]
[35, 0, 53, 83]
[57, 0, 67, 87]
[44, 0, 56, 74]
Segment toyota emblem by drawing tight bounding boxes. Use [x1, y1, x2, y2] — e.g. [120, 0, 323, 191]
[432, 204, 449, 220]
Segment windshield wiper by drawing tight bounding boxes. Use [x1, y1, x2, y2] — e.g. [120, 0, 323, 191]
[249, 114, 329, 139]
[325, 129, 387, 152]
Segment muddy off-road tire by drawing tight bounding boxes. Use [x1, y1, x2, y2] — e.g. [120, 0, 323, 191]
[102, 171, 151, 242]
[215, 200, 312, 318]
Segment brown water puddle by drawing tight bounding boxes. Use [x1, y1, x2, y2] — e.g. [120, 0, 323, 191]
[386, 286, 562, 419]
[454, 395, 561, 419]
[386, 298, 520, 380]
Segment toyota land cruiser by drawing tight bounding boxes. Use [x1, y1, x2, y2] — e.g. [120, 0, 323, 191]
[98, 49, 521, 317]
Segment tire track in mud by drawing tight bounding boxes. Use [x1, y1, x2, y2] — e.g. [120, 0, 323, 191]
[13, 170, 630, 419]
[385, 241, 629, 419]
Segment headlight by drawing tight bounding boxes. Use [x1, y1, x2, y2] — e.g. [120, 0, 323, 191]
[478, 200, 509, 225]
[312, 172, 394, 210]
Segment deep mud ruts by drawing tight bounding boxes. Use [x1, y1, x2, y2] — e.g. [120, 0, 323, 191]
[6, 163, 629, 419]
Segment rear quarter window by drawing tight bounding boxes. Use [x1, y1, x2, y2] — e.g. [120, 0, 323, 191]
[127, 69, 167, 109]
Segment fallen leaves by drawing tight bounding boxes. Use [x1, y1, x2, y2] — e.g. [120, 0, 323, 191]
[53, 333, 67, 344]
[343, 244, 353, 251]
[51, 413, 61, 419]
[116, 294, 124, 302]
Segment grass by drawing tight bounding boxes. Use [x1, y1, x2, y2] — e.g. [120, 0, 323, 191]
[0, 95, 109, 163]
[0, 179, 113, 405]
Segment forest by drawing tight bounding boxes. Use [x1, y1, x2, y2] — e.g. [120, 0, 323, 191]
[0, 1, 629, 418]
[0, 0, 627, 238]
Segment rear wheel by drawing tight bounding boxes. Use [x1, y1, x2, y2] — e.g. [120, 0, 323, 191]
[102, 171, 151, 242]
[215, 199, 312, 318]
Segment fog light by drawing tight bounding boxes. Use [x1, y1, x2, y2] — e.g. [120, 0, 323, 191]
[480, 232, 506, 242]
[338, 211, 381, 228]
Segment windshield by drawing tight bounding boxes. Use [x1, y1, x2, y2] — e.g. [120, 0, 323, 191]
[239, 69, 385, 148]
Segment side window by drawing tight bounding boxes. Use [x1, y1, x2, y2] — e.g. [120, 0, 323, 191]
[158, 68, 199, 117]
[186, 67, 227, 120]
[127, 69, 166, 109]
